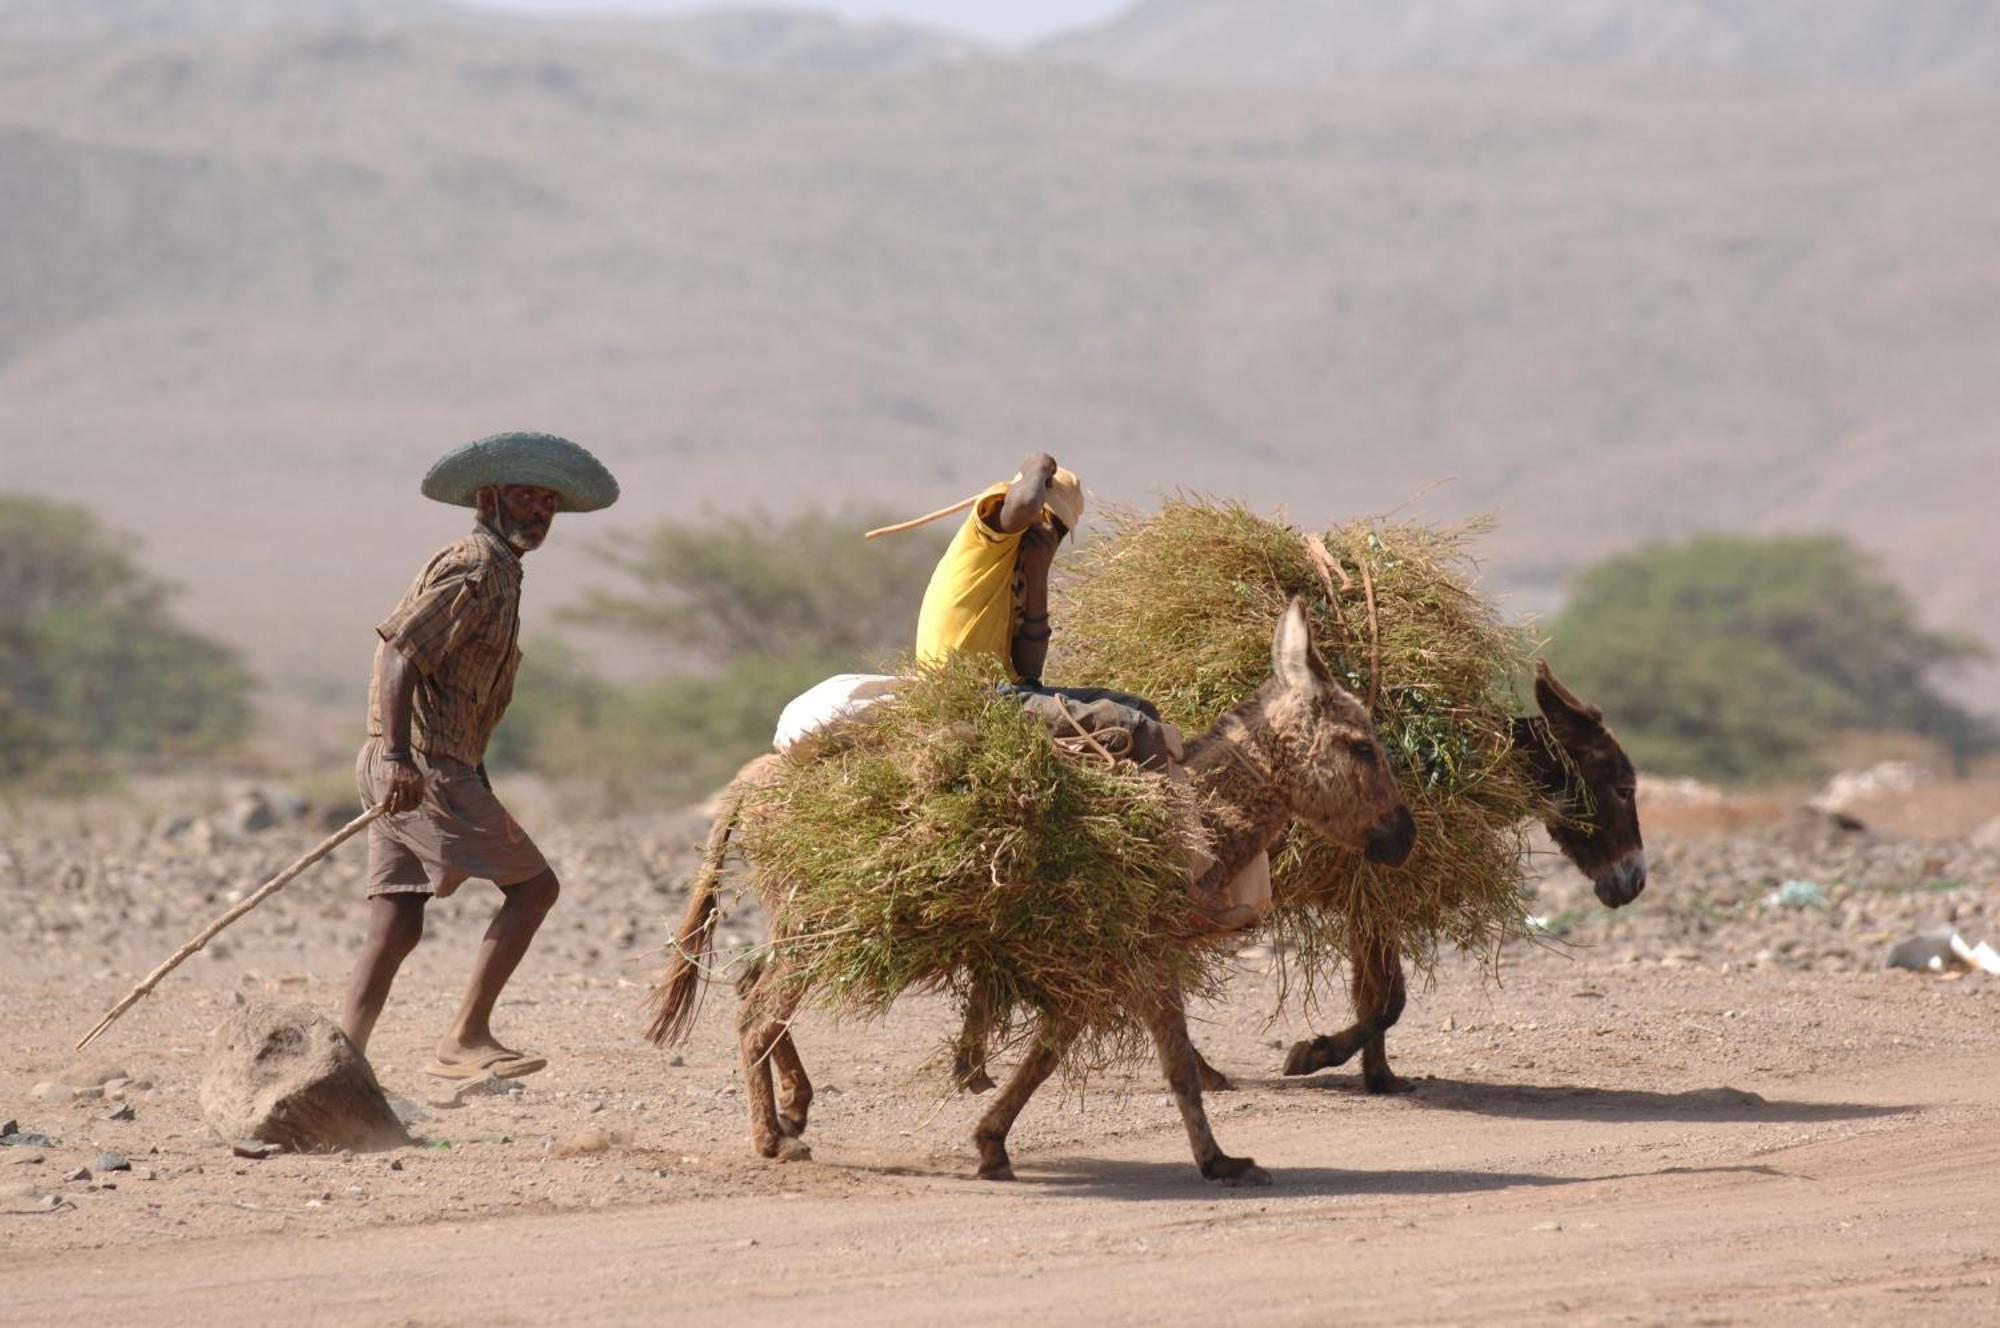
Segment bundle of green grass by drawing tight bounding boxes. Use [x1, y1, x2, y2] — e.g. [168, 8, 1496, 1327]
[1053, 498, 1546, 1000]
[734, 657, 1225, 1068]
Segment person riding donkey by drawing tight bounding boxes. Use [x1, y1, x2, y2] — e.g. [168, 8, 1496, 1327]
[342, 431, 619, 1081]
[910, 453, 1193, 774]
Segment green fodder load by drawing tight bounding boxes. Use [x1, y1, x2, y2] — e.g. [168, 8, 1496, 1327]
[735, 657, 1225, 1068]
[1053, 498, 1547, 1000]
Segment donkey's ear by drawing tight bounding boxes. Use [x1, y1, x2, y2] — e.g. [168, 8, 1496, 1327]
[1272, 598, 1333, 697]
[1534, 659, 1604, 734]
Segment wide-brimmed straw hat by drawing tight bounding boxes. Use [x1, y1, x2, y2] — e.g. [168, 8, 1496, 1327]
[865, 466, 1086, 541]
[420, 431, 620, 513]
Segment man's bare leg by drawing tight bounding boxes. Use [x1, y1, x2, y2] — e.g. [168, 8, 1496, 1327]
[434, 868, 560, 1069]
[341, 893, 427, 1054]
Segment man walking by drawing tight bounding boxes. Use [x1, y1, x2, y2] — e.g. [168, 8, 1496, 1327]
[341, 431, 618, 1080]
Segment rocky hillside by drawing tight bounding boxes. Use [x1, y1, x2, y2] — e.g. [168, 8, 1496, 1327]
[0, 0, 977, 71]
[3, 2, 1996, 713]
[1047, 0, 2000, 90]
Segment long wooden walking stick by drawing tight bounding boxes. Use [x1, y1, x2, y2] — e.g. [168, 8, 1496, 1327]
[76, 803, 389, 1051]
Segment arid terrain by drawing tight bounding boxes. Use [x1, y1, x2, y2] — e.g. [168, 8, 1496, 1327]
[2, 774, 1996, 1323]
[4, 1, 1998, 714]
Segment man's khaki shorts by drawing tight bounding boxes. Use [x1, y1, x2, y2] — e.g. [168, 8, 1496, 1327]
[354, 739, 549, 898]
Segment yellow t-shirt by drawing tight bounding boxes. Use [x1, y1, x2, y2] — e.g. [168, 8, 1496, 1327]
[914, 483, 1024, 679]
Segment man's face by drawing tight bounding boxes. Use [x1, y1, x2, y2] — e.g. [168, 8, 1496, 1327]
[488, 484, 561, 553]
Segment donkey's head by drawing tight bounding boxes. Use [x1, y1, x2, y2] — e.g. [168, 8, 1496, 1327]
[1262, 599, 1416, 865]
[1515, 660, 1645, 907]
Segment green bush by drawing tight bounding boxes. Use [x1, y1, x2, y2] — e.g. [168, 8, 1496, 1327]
[565, 505, 941, 664]
[0, 496, 253, 779]
[1545, 534, 1990, 779]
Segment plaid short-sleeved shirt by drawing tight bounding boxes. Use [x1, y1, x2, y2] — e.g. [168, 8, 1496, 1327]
[367, 526, 524, 765]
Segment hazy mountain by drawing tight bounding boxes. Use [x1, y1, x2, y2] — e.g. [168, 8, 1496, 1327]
[0, 0, 980, 73]
[0, 0, 456, 43]
[3, 7, 1996, 713]
[572, 8, 982, 73]
[1046, 0, 2000, 90]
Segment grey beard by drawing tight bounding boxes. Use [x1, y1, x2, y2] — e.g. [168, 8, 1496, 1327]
[484, 512, 546, 552]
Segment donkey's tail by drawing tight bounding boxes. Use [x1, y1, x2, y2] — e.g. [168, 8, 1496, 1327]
[645, 755, 776, 1046]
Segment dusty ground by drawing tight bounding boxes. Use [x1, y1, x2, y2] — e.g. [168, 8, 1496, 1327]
[2, 779, 1998, 1325]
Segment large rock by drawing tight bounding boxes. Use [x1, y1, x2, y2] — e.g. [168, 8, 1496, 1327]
[198, 1003, 411, 1154]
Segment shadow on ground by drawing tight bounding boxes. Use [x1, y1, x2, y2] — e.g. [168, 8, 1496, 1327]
[832, 1155, 1796, 1202]
[1267, 1074, 1913, 1124]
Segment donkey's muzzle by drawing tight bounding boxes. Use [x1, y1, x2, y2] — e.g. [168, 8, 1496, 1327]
[1594, 850, 1647, 908]
[1363, 805, 1417, 867]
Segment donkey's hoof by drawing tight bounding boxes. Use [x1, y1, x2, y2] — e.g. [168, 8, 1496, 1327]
[976, 1159, 1016, 1182]
[1197, 1062, 1235, 1093]
[1204, 1156, 1271, 1188]
[776, 1111, 809, 1138]
[773, 1138, 813, 1163]
[1281, 1040, 1324, 1077]
[1364, 1073, 1415, 1096]
[958, 1070, 997, 1095]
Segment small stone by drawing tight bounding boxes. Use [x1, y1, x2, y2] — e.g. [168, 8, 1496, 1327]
[1532, 1221, 1563, 1232]
[550, 1126, 628, 1158]
[232, 1141, 283, 1160]
[387, 1158, 404, 1171]
[36, 1194, 65, 1211]
[229, 791, 278, 834]
[0, 1182, 40, 1201]
[104, 1103, 136, 1123]
[0, 1120, 15, 1138]
[64, 1166, 91, 1183]
[668, 1055, 685, 1068]
[29, 1083, 75, 1105]
[136, 1168, 156, 1181]
[94, 1153, 131, 1173]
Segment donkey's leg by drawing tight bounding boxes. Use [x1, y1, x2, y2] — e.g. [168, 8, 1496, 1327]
[1281, 932, 1404, 1081]
[1149, 990, 1269, 1186]
[1356, 938, 1411, 1095]
[951, 986, 998, 1095]
[770, 1027, 814, 1138]
[971, 1021, 1072, 1182]
[1190, 1044, 1235, 1093]
[738, 969, 811, 1162]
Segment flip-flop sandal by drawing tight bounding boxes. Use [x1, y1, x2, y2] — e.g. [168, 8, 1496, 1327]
[422, 1048, 548, 1081]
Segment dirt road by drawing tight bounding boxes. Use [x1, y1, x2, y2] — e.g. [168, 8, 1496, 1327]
[3, 788, 1997, 1324]
[5, 948, 1997, 1326]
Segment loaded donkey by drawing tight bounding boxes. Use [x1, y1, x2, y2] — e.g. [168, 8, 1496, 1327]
[648, 601, 1415, 1186]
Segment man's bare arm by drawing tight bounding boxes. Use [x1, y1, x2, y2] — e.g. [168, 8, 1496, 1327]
[994, 452, 1058, 534]
[1012, 523, 1057, 685]
[373, 642, 425, 813]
